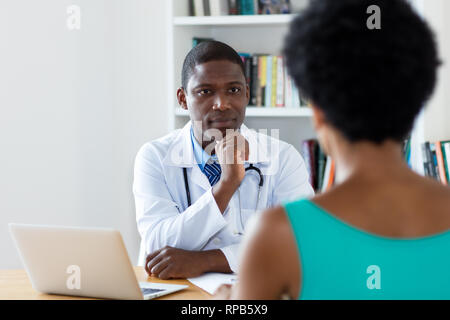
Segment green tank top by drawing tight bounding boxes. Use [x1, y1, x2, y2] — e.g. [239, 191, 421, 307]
[283, 199, 450, 300]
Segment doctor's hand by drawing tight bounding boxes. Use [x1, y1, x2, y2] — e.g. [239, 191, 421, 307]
[145, 246, 232, 280]
[214, 131, 249, 185]
[212, 132, 249, 214]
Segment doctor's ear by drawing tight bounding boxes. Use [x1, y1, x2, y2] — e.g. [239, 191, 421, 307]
[177, 87, 188, 110]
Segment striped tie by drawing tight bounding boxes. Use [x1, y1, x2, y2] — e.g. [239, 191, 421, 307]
[203, 162, 222, 186]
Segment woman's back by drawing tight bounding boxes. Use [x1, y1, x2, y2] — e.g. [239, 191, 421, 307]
[284, 168, 450, 300]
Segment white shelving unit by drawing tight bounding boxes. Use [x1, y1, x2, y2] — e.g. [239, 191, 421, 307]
[167, 0, 316, 154]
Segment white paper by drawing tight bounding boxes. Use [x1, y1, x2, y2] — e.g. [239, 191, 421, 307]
[188, 272, 238, 295]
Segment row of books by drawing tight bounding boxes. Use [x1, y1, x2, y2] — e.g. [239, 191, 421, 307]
[422, 140, 450, 186]
[188, 0, 305, 16]
[301, 139, 335, 193]
[240, 53, 307, 108]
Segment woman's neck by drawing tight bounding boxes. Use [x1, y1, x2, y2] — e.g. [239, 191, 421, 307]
[332, 139, 408, 184]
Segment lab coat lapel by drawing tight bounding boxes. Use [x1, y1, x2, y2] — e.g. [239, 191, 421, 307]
[163, 121, 211, 191]
[190, 164, 211, 191]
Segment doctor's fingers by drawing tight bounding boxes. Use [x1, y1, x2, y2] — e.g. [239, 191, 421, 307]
[145, 249, 165, 275]
[149, 257, 172, 278]
[216, 137, 249, 163]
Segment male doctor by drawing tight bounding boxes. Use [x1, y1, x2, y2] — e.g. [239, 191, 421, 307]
[133, 41, 314, 280]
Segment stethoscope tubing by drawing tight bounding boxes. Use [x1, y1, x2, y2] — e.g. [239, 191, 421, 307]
[182, 164, 264, 233]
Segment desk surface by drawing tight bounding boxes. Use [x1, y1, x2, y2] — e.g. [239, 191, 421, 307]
[0, 267, 212, 300]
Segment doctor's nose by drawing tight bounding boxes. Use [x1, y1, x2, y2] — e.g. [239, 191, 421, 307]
[212, 95, 231, 111]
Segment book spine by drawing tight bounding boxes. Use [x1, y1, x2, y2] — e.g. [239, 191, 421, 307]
[321, 156, 331, 193]
[443, 142, 450, 181]
[435, 141, 448, 185]
[317, 144, 326, 191]
[421, 143, 431, 177]
[429, 142, 440, 182]
[194, 0, 205, 16]
[203, 0, 211, 15]
[276, 55, 284, 107]
[244, 56, 252, 96]
[228, 0, 238, 14]
[210, 0, 220, 16]
[259, 55, 267, 107]
[265, 55, 272, 108]
[189, 0, 195, 16]
[284, 71, 292, 108]
[271, 56, 277, 107]
[220, 0, 230, 15]
[240, 0, 255, 14]
[326, 158, 336, 191]
[251, 55, 259, 106]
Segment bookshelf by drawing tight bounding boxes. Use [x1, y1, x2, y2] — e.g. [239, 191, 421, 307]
[167, 0, 315, 154]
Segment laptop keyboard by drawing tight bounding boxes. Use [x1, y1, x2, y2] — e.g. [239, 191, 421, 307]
[141, 287, 165, 295]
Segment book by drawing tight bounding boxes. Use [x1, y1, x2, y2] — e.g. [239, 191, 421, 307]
[321, 156, 335, 193]
[435, 141, 448, 185]
[228, 0, 238, 14]
[194, 0, 205, 16]
[443, 142, 450, 182]
[209, 0, 229, 16]
[250, 55, 260, 106]
[189, 0, 195, 16]
[301, 139, 317, 190]
[421, 143, 431, 177]
[429, 142, 441, 182]
[258, 55, 267, 107]
[276, 56, 285, 107]
[271, 56, 278, 107]
[203, 0, 211, 15]
[316, 144, 327, 191]
[290, 0, 309, 13]
[259, 0, 291, 14]
[240, 0, 255, 14]
[265, 55, 272, 108]
[284, 72, 293, 108]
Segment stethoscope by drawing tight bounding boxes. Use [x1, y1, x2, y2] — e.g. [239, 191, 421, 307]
[183, 164, 264, 235]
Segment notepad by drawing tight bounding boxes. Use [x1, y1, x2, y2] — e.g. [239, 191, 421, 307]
[188, 272, 238, 295]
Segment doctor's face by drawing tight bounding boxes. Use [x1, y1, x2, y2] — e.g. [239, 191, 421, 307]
[177, 60, 249, 144]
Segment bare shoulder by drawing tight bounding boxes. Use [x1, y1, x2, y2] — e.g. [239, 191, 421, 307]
[246, 206, 301, 298]
[253, 206, 293, 240]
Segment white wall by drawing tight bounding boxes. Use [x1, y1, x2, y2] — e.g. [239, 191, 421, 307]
[0, 0, 168, 269]
[422, 0, 450, 141]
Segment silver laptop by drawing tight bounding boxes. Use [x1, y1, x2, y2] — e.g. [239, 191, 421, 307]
[9, 223, 188, 300]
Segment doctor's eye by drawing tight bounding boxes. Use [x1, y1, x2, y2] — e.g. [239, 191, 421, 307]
[229, 87, 241, 94]
[198, 89, 212, 95]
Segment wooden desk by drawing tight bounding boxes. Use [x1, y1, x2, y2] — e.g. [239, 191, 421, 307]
[0, 267, 212, 300]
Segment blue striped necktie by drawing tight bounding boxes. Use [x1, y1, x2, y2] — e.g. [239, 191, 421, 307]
[203, 162, 222, 186]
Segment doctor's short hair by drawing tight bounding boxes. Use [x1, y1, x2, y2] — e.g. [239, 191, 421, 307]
[283, 0, 441, 144]
[181, 40, 246, 90]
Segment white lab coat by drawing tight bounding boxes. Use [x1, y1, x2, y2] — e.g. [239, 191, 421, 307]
[133, 121, 314, 272]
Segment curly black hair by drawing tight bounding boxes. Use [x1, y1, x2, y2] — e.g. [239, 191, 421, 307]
[283, 0, 441, 143]
[181, 40, 246, 90]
